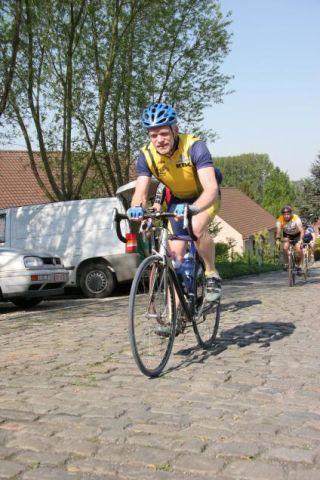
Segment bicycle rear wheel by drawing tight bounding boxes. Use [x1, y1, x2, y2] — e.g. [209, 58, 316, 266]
[192, 261, 220, 348]
[128, 255, 176, 377]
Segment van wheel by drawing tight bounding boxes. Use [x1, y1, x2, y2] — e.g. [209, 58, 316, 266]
[79, 261, 116, 298]
[10, 298, 43, 308]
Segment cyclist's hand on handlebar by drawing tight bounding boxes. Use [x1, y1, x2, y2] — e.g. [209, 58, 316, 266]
[127, 206, 145, 220]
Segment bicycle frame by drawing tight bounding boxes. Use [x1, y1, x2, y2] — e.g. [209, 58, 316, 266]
[113, 207, 202, 319]
[151, 220, 198, 324]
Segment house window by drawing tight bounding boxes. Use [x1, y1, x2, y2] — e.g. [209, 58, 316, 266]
[0, 214, 6, 243]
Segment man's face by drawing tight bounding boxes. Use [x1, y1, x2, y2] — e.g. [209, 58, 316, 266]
[148, 126, 177, 156]
[283, 211, 292, 221]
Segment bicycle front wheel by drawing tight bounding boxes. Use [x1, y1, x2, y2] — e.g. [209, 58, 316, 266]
[128, 256, 176, 377]
[192, 261, 220, 349]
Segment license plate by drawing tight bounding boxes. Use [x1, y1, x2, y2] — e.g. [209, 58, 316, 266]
[54, 273, 67, 282]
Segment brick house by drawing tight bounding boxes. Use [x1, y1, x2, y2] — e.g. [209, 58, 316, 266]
[215, 187, 277, 254]
[0, 151, 49, 209]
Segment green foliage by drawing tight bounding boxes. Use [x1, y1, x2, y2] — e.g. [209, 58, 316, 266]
[299, 154, 320, 221]
[0, 0, 22, 116]
[1, 0, 232, 199]
[209, 218, 223, 237]
[214, 153, 274, 204]
[262, 167, 296, 216]
[214, 154, 300, 217]
[314, 236, 320, 261]
[217, 259, 281, 279]
[215, 235, 281, 279]
[215, 242, 229, 261]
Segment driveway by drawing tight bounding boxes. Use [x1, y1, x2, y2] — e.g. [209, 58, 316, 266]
[0, 266, 319, 479]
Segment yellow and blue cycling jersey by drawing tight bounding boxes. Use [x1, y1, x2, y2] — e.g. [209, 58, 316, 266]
[277, 214, 301, 236]
[137, 133, 222, 221]
[137, 133, 221, 199]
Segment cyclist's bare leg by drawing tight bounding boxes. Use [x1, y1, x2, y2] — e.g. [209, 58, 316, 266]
[168, 239, 187, 328]
[192, 210, 221, 305]
[169, 238, 187, 263]
[192, 210, 219, 277]
[295, 243, 303, 267]
[283, 240, 289, 265]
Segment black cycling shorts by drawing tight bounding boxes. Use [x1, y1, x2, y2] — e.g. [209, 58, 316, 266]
[283, 232, 300, 244]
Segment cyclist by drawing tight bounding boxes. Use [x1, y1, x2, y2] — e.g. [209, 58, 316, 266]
[301, 217, 316, 259]
[276, 206, 304, 273]
[127, 102, 222, 312]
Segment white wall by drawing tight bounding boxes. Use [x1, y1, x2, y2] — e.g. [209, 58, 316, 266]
[214, 216, 245, 255]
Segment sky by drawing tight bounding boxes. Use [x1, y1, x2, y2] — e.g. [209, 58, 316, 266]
[206, 0, 320, 181]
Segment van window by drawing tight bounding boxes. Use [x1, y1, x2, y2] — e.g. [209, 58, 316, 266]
[0, 214, 6, 243]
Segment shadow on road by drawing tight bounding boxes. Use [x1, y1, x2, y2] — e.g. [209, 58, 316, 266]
[221, 299, 262, 312]
[218, 320, 296, 348]
[171, 320, 296, 374]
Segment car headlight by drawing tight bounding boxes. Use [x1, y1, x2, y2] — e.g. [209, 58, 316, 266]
[24, 256, 44, 268]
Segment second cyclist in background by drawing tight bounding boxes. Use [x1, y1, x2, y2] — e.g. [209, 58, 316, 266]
[276, 206, 304, 274]
[301, 217, 316, 262]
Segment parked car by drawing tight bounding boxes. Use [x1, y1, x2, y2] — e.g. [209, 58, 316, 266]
[0, 246, 69, 308]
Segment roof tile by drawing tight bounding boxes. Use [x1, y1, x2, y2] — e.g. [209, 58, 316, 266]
[219, 187, 277, 239]
[0, 151, 50, 209]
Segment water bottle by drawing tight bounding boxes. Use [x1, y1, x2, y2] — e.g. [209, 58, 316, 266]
[181, 253, 194, 292]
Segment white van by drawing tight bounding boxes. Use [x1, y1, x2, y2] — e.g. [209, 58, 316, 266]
[0, 183, 143, 298]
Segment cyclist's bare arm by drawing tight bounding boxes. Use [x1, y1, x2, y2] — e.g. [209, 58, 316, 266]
[192, 167, 219, 213]
[275, 221, 282, 239]
[152, 182, 166, 212]
[131, 176, 151, 209]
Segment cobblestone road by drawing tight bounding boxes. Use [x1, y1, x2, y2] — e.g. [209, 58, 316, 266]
[0, 265, 320, 479]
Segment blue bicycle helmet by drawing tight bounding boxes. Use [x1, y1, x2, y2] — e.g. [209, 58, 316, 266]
[141, 103, 177, 129]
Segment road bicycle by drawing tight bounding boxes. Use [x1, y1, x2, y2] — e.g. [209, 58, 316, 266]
[113, 207, 220, 377]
